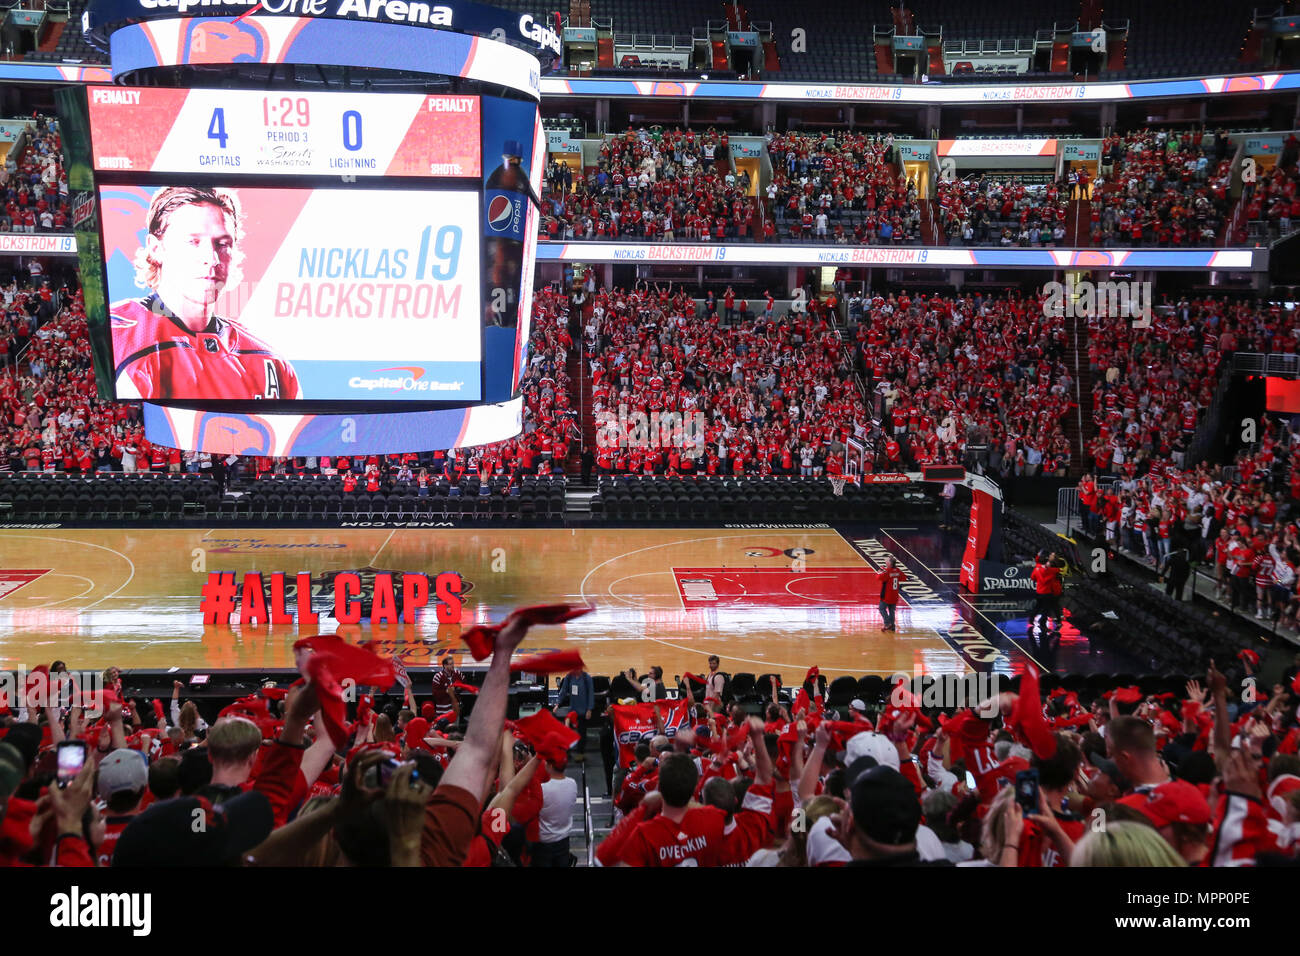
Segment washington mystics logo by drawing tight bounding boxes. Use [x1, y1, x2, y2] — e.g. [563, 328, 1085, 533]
[487, 195, 517, 232]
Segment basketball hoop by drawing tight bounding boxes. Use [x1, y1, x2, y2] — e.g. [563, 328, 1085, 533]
[830, 476, 847, 497]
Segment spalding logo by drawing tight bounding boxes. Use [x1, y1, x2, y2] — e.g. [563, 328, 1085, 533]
[487, 195, 515, 232]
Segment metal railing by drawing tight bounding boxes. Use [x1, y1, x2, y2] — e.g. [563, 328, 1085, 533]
[1232, 352, 1300, 377]
[1057, 475, 1120, 530]
[1057, 486, 1079, 528]
[582, 759, 594, 867]
[611, 33, 693, 51]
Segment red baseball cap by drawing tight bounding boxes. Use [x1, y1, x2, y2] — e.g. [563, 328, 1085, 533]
[1118, 780, 1211, 828]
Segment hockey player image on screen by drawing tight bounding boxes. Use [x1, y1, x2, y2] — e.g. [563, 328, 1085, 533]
[110, 186, 301, 401]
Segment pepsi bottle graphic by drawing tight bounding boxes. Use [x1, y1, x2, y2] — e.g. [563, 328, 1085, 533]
[484, 139, 538, 328]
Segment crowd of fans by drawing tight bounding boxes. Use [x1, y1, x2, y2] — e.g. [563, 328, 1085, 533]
[1077, 296, 1300, 624]
[0, 279, 579, 486]
[536, 127, 927, 245]
[766, 131, 921, 244]
[0, 282, 132, 475]
[593, 656, 1300, 866]
[1238, 147, 1300, 244]
[5, 645, 1298, 868]
[938, 175, 1071, 247]
[539, 127, 760, 242]
[0, 114, 69, 234]
[531, 123, 1300, 253]
[1081, 299, 1241, 483]
[1091, 128, 1235, 248]
[585, 281, 866, 476]
[851, 289, 1076, 476]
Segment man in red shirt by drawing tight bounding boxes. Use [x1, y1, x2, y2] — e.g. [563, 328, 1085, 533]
[1013, 734, 1087, 867]
[615, 718, 775, 866]
[879, 555, 903, 632]
[429, 654, 464, 723]
[1030, 552, 1065, 633]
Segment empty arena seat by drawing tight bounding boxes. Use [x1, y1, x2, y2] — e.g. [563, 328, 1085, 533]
[826, 675, 859, 708]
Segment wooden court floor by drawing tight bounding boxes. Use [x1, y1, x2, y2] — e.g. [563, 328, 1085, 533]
[0, 527, 975, 680]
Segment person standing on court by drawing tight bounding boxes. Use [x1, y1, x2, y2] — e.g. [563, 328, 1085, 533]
[940, 480, 957, 529]
[879, 556, 903, 631]
[1030, 551, 1063, 632]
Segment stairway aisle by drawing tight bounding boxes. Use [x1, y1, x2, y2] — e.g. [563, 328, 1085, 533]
[1063, 313, 1094, 477]
[1065, 198, 1093, 247]
[565, 290, 596, 482]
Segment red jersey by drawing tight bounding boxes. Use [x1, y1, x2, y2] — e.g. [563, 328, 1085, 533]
[97, 815, 134, 867]
[619, 783, 774, 867]
[879, 567, 903, 604]
[1018, 811, 1086, 867]
[110, 297, 300, 401]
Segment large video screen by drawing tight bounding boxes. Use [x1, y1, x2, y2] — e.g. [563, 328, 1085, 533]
[86, 87, 481, 179]
[100, 184, 481, 402]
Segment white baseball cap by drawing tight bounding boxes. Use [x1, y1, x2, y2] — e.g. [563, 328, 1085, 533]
[844, 731, 899, 772]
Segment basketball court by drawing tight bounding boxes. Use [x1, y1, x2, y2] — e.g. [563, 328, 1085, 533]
[0, 524, 1144, 681]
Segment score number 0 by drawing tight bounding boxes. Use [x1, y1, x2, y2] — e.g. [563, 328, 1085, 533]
[207, 105, 364, 151]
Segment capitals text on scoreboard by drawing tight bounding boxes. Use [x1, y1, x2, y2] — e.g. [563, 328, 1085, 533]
[198, 571, 463, 625]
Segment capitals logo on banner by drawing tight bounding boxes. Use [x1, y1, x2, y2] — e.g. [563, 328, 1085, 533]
[484, 189, 527, 242]
[608, 698, 691, 768]
[959, 489, 995, 592]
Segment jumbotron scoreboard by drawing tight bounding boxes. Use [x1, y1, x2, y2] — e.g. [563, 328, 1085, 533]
[59, 2, 549, 456]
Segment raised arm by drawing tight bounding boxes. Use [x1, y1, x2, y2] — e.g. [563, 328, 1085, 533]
[798, 721, 830, 803]
[1208, 661, 1232, 766]
[438, 617, 531, 803]
[488, 754, 540, 816]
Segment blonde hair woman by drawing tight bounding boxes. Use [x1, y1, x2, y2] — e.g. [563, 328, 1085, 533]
[776, 796, 843, 867]
[978, 784, 1021, 866]
[1070, 821, 1187, 867]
